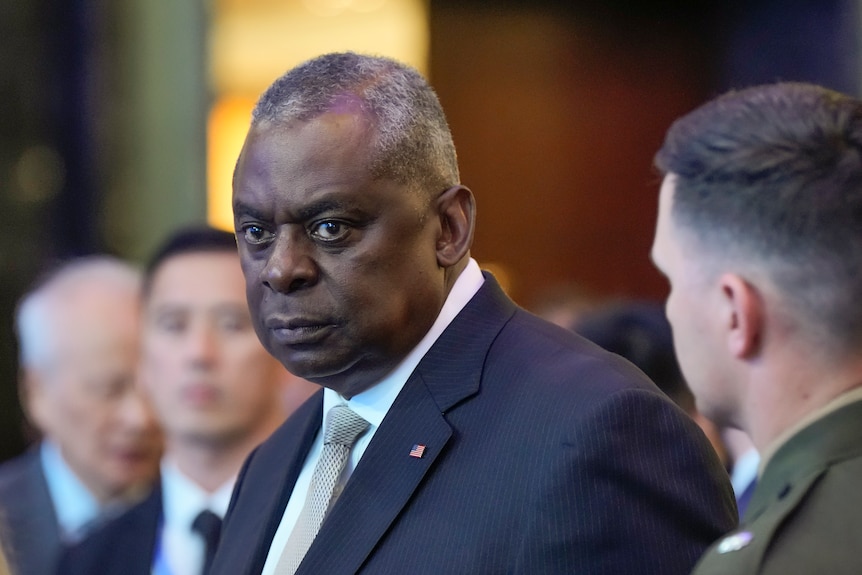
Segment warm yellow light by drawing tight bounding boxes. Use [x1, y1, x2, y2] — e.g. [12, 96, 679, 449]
[206, 0, 429, 228]
[209, 0, 428, 96]
[207, 97, 255, 232]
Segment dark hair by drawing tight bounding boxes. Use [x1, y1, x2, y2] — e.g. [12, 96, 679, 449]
[143, 226, 238, 299]
[655, 82, 862, 352]
[249, 52, 459, 198]
[576, 302, 694, 413]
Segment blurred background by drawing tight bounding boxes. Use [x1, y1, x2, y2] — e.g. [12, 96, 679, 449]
[1, 0, 859, 459]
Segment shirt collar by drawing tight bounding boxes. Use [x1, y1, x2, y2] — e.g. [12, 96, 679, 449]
[40, 440, 101, 540]
[160, 459, 235, 528]
[729, 447, 760, 494]
[325, 258, 485, 426]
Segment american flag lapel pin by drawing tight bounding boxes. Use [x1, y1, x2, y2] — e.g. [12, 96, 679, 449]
[409, 444, 426, 458]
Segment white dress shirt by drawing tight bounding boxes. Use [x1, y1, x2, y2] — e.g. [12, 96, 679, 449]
[155, 459, 234, 575]
[261, 259, 485, 575]
[729, 447, 759, 497]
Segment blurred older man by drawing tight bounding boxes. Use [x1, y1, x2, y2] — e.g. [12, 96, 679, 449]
[0, 257, 162, 575]
[59, 226, 315, 575]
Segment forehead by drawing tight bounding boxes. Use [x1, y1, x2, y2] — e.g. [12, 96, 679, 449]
[234, 113, 379, 213]
[41, 283, 139, 352]
[147, 251, 246, 306]
[242, 112, 374, 175]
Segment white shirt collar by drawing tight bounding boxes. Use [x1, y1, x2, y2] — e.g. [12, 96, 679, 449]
[324, 258, 485, 425]
[730, 447, 760, 494]
[160, 458, 234, 527]
[158, 459, 235, 575]
[40, 440, 101, 541]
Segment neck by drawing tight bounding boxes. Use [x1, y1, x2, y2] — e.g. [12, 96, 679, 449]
[166, 415, 284, 493]
[744, 354, 862, 452]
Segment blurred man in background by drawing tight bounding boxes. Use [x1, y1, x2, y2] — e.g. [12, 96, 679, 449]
[653, 82, 862, 574]
[60, 226, 313, 575]
[0, 257, 162, 575]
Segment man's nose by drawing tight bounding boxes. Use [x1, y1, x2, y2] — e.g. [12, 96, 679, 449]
[186, 323, 219, 367]
[261, 231, 319, 293]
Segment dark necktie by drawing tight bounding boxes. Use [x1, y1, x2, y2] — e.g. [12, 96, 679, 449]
[192, 509, 223, 575]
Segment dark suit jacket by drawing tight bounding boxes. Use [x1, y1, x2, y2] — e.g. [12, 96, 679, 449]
[212, 277, 737, 574]
[56, 482, 161, 575]
[0, 447, 62, 575]
[692, 399, 862, 574]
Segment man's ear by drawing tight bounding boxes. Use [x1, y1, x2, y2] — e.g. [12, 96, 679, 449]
[435, 185, 475, 267]
[719, 273, 763, 359]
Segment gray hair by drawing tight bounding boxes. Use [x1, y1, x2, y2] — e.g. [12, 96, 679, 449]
[15, 256, 142, 369]
[251, 52, 460, 198]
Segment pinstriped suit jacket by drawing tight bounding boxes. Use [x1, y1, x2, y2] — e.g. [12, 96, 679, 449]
[211, 276, 737, 574]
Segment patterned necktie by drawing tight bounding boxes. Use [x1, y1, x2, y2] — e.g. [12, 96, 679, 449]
[191, 509, 222, 575]
[273, 405, 370, 575]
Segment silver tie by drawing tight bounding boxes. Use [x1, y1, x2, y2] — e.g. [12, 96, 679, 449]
[274, 405, 370, 574]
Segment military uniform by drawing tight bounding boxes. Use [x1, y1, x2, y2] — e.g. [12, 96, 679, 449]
[692, 398, 862, 574]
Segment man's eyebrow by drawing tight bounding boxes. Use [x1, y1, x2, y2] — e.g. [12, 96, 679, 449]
[296, 199, 347, 221]
[234, 197, 350, 223]
[233, 201, 268, 221]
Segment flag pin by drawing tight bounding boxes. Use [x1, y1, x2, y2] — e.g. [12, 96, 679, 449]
[409, 444, 426, 458]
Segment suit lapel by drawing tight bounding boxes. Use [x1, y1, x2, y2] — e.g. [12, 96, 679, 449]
[238, 391, 324, 574]
[296, 376, 452, 574]
[295, 275, 517, 574]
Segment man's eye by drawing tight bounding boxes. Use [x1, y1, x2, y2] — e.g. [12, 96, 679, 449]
[312, 221, 348, 241]
[242, 225, 274, 245]
[154, 314, 186, 333]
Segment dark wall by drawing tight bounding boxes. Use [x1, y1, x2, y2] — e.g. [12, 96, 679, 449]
[430, 1, 718, 306]
[430, 0, 860, 309]
[717, 0, 860, 95]
[0, 0, 116, 459]
[0, 0, 56, 459]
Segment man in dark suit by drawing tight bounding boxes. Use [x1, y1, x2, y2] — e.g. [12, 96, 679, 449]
[651, 82, 862, 574]
[58, 227, 315, 575]
[0, 257, 162, 575]
[211, 51, 737, 575]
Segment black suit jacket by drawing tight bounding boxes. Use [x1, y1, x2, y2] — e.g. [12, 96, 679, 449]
[56, 482, 161, 575]
[0, 447, 62, 575]
[212, 276, 737, 574]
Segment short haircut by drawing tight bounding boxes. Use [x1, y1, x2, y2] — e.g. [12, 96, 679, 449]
[655, 82, 862, 353]
[249, 51, 460, 198]
[15, 256, 141, 368]
[143, 226, 238, 299]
